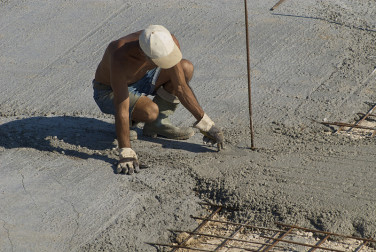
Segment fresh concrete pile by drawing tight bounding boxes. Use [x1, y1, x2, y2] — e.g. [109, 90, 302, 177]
[1, 0, 375, 251]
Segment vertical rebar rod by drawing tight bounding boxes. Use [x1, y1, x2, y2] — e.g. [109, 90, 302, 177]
[244, 0, 256, 150]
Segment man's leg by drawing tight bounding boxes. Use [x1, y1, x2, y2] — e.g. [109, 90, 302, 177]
[131, 96, 159, 123]
[93, 80, 139, 140]
[141, 59, 195, 139]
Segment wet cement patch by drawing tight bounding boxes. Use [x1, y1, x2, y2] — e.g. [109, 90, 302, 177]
[193, 126, 376, 240]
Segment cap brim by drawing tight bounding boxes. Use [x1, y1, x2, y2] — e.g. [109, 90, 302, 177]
[151, 43, 182, 69]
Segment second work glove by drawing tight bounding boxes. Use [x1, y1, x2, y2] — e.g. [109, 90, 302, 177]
[117, 148, 140, 175]
[194, 113, 224, 151]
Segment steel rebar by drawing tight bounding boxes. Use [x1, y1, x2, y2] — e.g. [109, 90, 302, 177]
[171, 206, 222, 252]
[214, 224, 244, 251]
[357, 112, 376, 137]
[263, 227, 293, 252]
[354, 241, 369, 252]
[244, 0, 256, 150]
[258, 234, 345, 252]
[192, 216, 285, 234]
[343, 104, 376, 133]
[276, 222, 376, 243]
[309, 234, 330, 252]
[356, 112, 376, 118]
[171, 230, 286, 249]
[258, 231, 282, 251]
[148, 242, 213, 252]
[150, 205, 376, 251]
[317, 121, 376, 131]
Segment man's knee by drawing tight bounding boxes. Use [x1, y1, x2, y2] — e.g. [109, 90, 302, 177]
[181, 59, 194, 82]
[144, 102, 159, 122]
[132, 97, 159, 122]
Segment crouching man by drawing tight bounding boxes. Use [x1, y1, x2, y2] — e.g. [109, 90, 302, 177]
[93, 25, 224, 174]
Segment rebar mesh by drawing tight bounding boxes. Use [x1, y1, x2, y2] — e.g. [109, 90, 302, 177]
[149, 203, 376, 252]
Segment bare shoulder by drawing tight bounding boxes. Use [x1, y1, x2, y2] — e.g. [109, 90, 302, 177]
[95, 30, 144, 85]
[107, 31, 142, 54]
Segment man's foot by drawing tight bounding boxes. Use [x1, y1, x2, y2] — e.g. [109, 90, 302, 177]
[143, 123, 194, 140]
[142, 90, 194, 140]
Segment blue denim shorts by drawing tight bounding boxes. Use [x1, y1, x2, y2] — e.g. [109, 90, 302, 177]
[93, 67, 161, 117]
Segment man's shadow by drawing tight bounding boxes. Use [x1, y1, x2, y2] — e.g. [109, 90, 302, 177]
[0, 116, 118, 164]
[0, 116, 211, 166]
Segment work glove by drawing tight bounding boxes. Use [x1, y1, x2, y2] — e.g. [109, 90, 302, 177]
[194, 113, 224, 151]
[117, 148, 140, 174]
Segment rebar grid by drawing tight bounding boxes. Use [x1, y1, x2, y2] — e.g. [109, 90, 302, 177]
[313, 104, 376, 138]
[337, 104, 376, 134]
[148, 203, 376, 252]
[316, 68, 376, 137]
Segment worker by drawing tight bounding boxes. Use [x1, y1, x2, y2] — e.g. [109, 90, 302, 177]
[93, 25, 224, 174]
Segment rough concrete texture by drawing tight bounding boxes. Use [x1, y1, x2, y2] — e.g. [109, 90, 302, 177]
[1, 0, 376, 251]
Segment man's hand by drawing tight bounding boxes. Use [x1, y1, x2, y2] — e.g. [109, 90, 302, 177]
[200, 126, 224, 151]
[194, 114, 224, 151]
[117, 148, 140, 174]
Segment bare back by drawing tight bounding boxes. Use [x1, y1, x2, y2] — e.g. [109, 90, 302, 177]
[94, 31, 155, 87]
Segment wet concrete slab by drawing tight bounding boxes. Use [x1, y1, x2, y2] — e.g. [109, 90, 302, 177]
[1, 0, 376, 251]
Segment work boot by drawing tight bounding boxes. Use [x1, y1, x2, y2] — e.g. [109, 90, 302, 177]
[129, 129, 137, 141]
[129, 120, 140, 141]
[143, 87, 194, 140]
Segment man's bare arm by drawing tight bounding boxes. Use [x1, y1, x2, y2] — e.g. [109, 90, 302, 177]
[110, 52, 131, 149]
[168, 58, 224, 151]
[167, 62, 204, 121]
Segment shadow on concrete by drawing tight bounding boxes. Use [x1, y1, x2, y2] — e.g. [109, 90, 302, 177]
[0, 116, 213, 164]
[0, 116, 117, 164]
[131, 127, 216, 153]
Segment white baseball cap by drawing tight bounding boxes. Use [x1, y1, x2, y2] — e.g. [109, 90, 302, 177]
[139, 25, 182, 69]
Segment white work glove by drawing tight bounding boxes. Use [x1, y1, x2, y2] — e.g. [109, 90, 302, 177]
[194, 114, 224, 151]
[116, 148, 140, 175]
